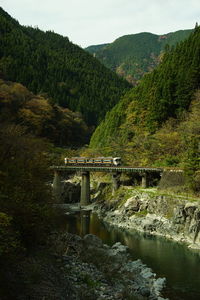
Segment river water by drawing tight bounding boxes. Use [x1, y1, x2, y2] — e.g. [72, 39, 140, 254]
[65, 211, 200, 300]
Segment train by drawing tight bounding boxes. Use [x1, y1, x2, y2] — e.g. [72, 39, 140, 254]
[64, 157, 122, 166]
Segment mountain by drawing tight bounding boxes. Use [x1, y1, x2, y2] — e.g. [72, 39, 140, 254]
[0, 7, 130, 126]
[86, 43, 109, 54]
[89, 26, 200, 173]
[85, 30, 193, 85]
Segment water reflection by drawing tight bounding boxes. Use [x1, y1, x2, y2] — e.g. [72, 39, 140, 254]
[80, 211, 90, 236]
[65, 212, 200, 300]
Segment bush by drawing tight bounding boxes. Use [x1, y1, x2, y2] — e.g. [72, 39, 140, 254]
[0, 212, 22, 263]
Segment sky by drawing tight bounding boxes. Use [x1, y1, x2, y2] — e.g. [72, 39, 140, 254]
[1, 0, 200, 47]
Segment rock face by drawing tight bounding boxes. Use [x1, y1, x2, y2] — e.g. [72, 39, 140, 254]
[94, 187, 200, 249]
[62, 180, 81, 203]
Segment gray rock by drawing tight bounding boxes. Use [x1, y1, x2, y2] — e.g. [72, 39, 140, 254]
[83, 234, 103, 248]
[111, 242, 128, 254]
[153, 277, 166, 294]
[141, 267, 155, 279]
[139, 286, 151, 297]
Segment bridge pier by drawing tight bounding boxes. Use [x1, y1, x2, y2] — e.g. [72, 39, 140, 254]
[112, 172, 121, 194]
[51, 166, 163, 204]
[52, 170, 63, 203]
[141, 172, 148, 188]
[80, 171, 90, 206]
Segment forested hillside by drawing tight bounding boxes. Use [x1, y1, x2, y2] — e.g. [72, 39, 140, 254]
[0, 8, 95, 292]
[86, 30, 193, 85]
[0, 79, 90, 147]
[0, 77, 92, 292]
[90, 25, 200, 191]
[0, 7, 130, 126]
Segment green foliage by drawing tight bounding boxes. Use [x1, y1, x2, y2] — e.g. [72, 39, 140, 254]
[86, 30, 193, 84]
[86, 43, 109, 54]
[81, 273, 100, 288]
[184, 136, 200, 192]
[90, 27, 200, 147]
[0, 7, 130, 126]
[90, 27, 200, 194]
[0, 212, 21, 261]
[134, 210, 148, 217]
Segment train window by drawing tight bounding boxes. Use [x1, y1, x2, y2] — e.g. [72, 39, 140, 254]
[86, 158, 94, 163]
[94, 159, 102, 163]
[103, 159, 112, 163]
[77, 159, 85, 163]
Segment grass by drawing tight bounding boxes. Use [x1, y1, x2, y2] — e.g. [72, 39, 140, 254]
[134, 210, 148, 217]
[81, 273, 100, 288]
[139, 187, 200, 201]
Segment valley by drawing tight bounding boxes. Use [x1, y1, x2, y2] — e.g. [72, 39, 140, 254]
[0, 6, 199, 300]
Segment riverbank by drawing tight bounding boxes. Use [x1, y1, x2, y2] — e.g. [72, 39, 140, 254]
[1, 230, 166, 300]
[92, 185, 200, 250]
[51, 232, 167, 300]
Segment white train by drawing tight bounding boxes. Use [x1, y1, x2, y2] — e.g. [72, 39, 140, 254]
[64, 157, 121, 166]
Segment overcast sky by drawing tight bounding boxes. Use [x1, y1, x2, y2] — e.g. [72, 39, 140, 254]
[1, 0, 199, 47]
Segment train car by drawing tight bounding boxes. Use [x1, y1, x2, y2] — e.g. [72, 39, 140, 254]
[64, 157, 121, 166]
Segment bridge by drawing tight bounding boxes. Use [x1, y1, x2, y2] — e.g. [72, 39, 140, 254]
[51, 165, 163, 205]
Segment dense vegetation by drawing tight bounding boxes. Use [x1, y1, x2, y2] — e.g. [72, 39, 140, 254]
[90, 26, 200, 192]
[0, 79, 90, 147]
[0, 78, 74, 298]
[0, 76, 92, 298]
[86, 30, 193, 85]
[0, 7, 130, 126]
[0, 122, 60, 297]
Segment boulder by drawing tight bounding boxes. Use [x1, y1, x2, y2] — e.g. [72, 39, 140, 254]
[184, 202, 197, 218]
[83, 234, 103, 248]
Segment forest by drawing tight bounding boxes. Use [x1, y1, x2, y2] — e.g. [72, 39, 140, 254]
[86, 30, 193, 85]
[0, 7, 130, 126]
[0, 79, 91, 147]
[90, 25, 200, 192]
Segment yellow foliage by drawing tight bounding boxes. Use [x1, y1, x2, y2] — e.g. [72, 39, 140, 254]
[0, 212, 21, 258]
[10, 83, 30, 99]
[25, 98, 52, 116]
[0, 212, 12, 226]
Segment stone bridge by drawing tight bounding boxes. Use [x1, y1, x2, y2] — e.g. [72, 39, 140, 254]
[51, 165, 163, 206]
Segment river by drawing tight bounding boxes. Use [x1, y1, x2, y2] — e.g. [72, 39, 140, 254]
[65, 210, 200, 300]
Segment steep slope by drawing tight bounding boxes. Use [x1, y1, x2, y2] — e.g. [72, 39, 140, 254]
[0, 7, 130, 126]
[90, 26, 200, 170]
[85, 30, 193, 85]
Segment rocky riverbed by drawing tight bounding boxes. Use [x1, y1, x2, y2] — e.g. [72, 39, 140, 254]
[3, 231, 166, 300]
[52, 232, 167, 300]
